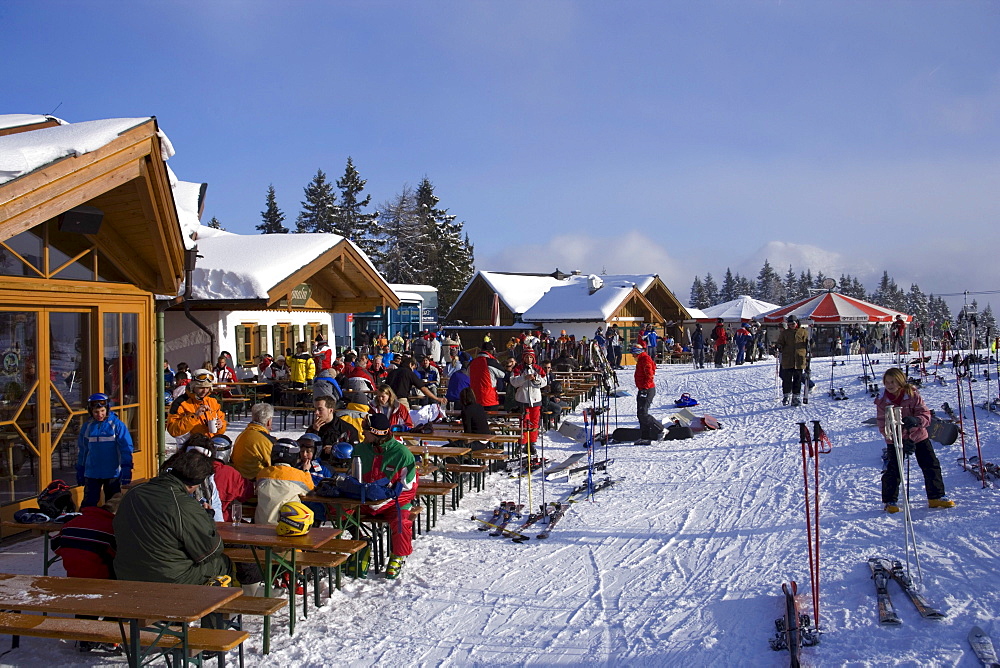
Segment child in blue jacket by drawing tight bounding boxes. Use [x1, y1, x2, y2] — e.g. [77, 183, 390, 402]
[77, 393, 134, 508]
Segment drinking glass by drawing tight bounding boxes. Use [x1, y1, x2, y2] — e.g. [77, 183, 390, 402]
[230, 500, 242, 526]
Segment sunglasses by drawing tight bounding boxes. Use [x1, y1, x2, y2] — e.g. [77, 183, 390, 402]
[89, 400, 109, 408]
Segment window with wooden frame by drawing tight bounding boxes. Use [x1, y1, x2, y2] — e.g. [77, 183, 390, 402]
[272, 323, 300, 358]
[235, 323, 261, 367]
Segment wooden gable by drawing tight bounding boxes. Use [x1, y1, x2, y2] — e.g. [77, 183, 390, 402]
[445, 273, 516, 326]
[268, 239, 399, 313]
[642, 277, 691, 322]
[609, 288, 662, 324]
[0, 119, 186, 294]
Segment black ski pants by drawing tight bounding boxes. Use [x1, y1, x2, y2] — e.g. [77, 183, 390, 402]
[780, 368, 804, 395]
[881, 438, 946, 503]
[636, 387, 662, 440]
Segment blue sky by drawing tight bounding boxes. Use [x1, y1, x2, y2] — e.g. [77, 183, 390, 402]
[5, 1, 999, 306]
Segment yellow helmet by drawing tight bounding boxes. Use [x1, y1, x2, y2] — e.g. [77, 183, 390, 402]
[276, 501, 314, 537]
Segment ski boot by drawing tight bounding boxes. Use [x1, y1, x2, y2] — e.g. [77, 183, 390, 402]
[790, 394, 801, 407]
[928, 497, 955, 509]
[386, 554, 406, 580]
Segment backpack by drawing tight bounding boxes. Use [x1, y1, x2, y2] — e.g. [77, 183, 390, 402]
[38, 479, 76, 518]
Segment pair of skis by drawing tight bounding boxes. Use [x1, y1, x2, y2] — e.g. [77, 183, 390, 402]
[867, 557, 945, 625]
[769, 580, 819, 666]
[472, 501, 528, 540]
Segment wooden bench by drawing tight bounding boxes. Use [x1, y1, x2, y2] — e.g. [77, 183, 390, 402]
[0, 612, 247, 662]
[359, 507, 423, 570]
[444, 463, 488, 495]
[224, 548, 351, 613]
[215, 596, 287, 667]
[273, 406, 313, 430]
[417, 481, 458, 529]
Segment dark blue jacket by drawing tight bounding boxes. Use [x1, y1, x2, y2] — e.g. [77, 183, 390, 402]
[446, 369, 471, 402]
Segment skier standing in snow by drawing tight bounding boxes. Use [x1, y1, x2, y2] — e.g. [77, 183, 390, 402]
[874, 367, 955, 513]
[734, 322, 752, 365]
[691, 323, 706, 369]
[633, 344, 662, 444]
[510, 348, 547, 453]
[711, 318, 728, 368]
[776, 315, 809, 406]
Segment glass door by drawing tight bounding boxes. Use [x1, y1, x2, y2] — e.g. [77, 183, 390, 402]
[0, 311, 40, 505]
[48, 311, 91, 488]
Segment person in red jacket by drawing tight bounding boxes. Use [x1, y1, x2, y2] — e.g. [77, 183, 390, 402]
[53, 493, 120, 579]
[208, 435, 254, 523]
[633, 344, 661, 444]
[469, 341, 506, 410]
[711, 318, 728, 368]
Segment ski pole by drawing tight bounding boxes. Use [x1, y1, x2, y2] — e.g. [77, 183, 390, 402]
[955, 358, 968, 468]
[797, 422, 818, 627]
[888, 406, 923, 584]
[966, 370, 986, 489]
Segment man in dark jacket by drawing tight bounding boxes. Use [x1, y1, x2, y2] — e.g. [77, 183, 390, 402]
[113, 450, 230, 586]
[691, 324, 706, 369]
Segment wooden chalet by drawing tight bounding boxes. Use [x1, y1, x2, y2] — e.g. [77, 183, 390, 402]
[0, 116, 186, 520]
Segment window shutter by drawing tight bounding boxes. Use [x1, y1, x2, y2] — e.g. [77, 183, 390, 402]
[292, 325, 300, 349]
[257, 325, 268, 357]
[272, 325, 282, 357]
[320, 324, 329, 341]
[235, 325, 247, 365]
[304, 324, 314, 345]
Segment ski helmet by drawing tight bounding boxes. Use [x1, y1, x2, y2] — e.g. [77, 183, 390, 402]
[210, 435, 233, 462]
[270, 438, 301, 466]
[87, 392, 110, 407]
[332, 441, 354, 461]
[276, 501, 314, 537]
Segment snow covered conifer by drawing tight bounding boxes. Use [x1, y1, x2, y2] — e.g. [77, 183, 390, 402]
[295, 169, 339, 233]
[257, 184, 288, 234]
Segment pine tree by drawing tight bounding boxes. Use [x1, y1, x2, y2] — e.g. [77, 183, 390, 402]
[736, 274, 756, 299]
[783, 266, 798, 305]
[377, 186, 423, 284]
[333, 157, 383, 260]
[257, 185, 288, 234]
[980, 303, 996, 341]
[720, 268, 737, 302]
[411, 177, 473, 314]
[797, 270, 813, 302]
[703, 273, 720, 306]
[295, 169, 339, 233]
[756, 260, 783, 304]
[905, 284, 929, 324]
[206, 216, 224, 230]
[689, 276, 706, 309]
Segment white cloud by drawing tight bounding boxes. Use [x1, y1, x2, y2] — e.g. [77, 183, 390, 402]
[478, 230, 692, 290]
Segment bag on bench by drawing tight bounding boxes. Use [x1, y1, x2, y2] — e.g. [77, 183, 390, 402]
[314, 474, 402, 503]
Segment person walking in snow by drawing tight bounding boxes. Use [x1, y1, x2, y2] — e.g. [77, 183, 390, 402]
[776, 315, 809, 406]
[633, 344, 662, 444]
[711, 319, 728, 368]
[691, 323, 706, 369]
[875, 367, 954, 513]
[734, 322, 752, 365]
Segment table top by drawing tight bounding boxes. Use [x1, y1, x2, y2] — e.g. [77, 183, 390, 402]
[214, 381, 270, 387]
[402, 443, 472, 456]
[298, 494, 363, 509]
[0, 573, 241, 621]
[216, 523, 340, 549]
[401, 431, 520, 444]
[1, 520, 63, 535]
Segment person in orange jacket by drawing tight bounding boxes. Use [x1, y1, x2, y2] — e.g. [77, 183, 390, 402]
[167, 369, 227, 443]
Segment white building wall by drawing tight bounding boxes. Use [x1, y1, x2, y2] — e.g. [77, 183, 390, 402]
[164, 309, 337, 380]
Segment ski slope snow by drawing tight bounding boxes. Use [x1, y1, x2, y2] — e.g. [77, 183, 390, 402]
[2, 353, 998, 667]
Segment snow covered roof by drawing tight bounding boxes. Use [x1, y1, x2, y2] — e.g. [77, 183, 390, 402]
[478, 271, 567, 314]
[0, 114, 67, 131]
[0, 117, 172, 185]
[522, 274, 647, 322]
[188, 230, 345, 300]
[390, 283, 437, 293]
[168, 169, 203, 250]
[699, 295, 781, 323]
[394, 291, 424, 303]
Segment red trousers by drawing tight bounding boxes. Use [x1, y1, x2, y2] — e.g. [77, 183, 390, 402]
[364, 502, 413, 557]
[520, 405, 541, 446]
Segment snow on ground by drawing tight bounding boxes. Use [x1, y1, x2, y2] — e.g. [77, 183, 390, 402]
[2, 354, 999, 667]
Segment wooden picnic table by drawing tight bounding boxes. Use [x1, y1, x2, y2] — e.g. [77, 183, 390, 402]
[215, 523, 339, 653]
[0, 521, 66, 575]
[0, 572, 242, 667]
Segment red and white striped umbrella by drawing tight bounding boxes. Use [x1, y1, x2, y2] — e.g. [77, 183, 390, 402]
[762, 293, 911, 324]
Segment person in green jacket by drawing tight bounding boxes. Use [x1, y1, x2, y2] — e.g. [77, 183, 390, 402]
[113, 450, 230, 586]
